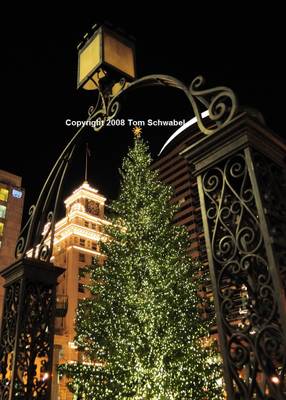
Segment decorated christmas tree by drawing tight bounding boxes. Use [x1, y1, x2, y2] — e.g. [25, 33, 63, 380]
[59, 134, 223, 399]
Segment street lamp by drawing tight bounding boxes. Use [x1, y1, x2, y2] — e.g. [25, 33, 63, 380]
[77, 25, 136, 92]
[76, 25, 237, 136]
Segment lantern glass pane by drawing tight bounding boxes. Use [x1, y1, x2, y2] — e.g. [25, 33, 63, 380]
[79, 33, 101, 84]
[104, 33, 135, 78]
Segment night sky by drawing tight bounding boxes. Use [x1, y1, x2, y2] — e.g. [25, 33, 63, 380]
[2, 7, 285, 223]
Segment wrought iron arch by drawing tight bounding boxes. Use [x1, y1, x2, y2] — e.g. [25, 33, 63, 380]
[15, 74, 238, 263]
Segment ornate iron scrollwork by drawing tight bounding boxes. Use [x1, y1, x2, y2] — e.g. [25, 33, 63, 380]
[14, 75, 238, 264]
[201, 150, 286, 399]
[12, 282, 53, 398]
[0, 261, 61, 400]
[253, 151, 286, 294]
[0, 282, 20, 398]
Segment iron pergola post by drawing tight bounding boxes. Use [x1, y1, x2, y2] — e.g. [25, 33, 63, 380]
[0, 259, 63, 399]
[182, 110, 286, 399]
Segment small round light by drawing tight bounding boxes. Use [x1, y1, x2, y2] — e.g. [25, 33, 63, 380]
[42, 372, 49, 381]
[271, 376, 279, 384]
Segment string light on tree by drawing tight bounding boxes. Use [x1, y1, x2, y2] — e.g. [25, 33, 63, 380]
[59, 136, 223, 399]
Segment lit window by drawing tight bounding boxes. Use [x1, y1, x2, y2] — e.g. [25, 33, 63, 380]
[0, 222, 4, 236]
[12, 188, 23, 198]
[0, 188, 9, 202]
[0, 205, 6, 219]
[79, 253, 85, 262]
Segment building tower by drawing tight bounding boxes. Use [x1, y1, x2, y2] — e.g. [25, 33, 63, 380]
[50, 181, 109, 400]
[0, 169, 24, 320]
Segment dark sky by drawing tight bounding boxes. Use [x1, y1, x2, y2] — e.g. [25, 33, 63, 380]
[2, 7, 285, 222]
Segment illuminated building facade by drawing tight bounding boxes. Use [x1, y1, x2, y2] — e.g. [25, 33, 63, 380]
[50, 181, 108, 400]
[0, 169, 24, 321]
